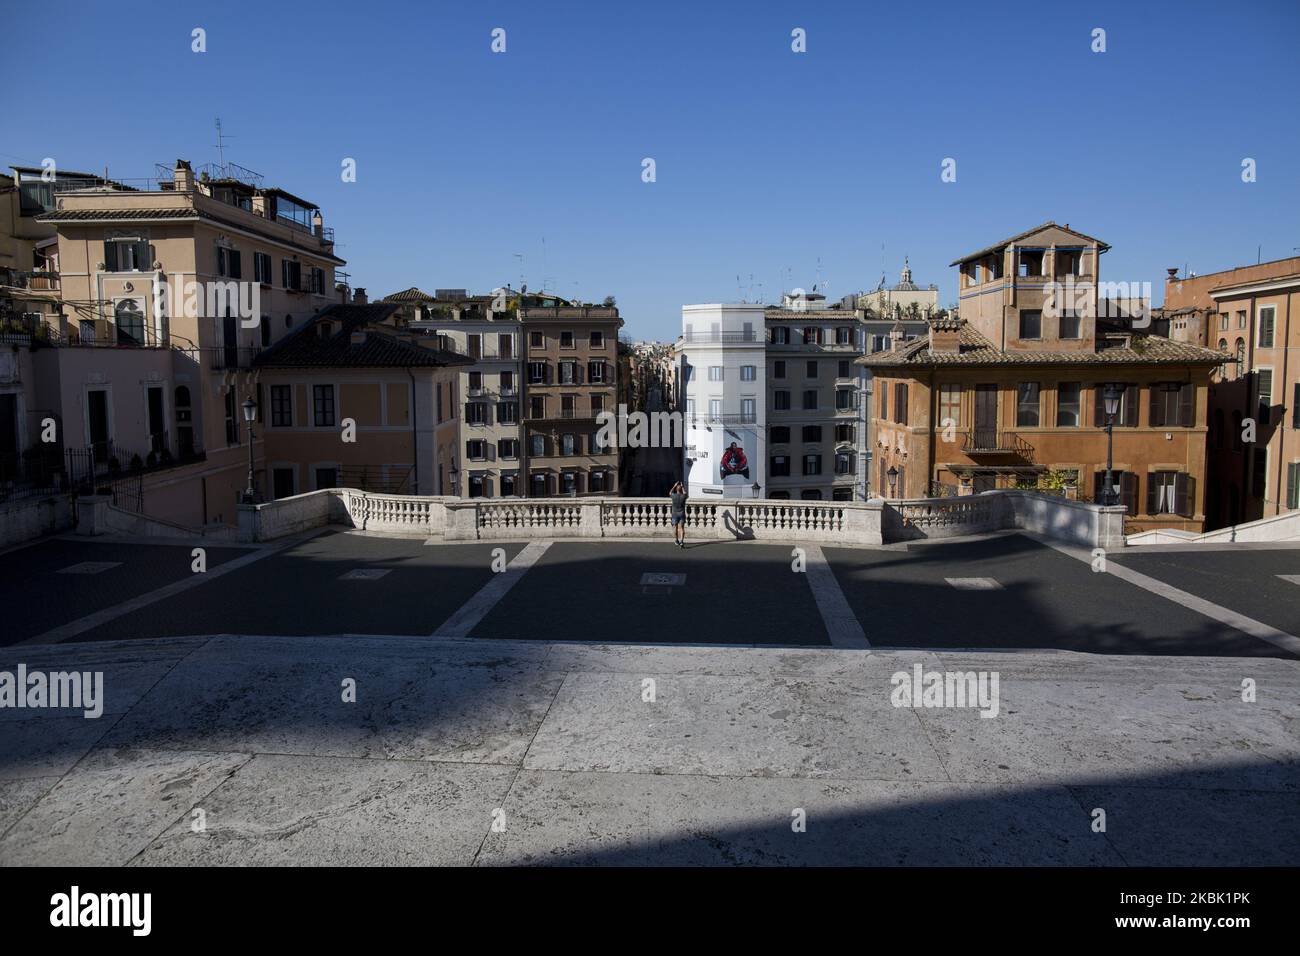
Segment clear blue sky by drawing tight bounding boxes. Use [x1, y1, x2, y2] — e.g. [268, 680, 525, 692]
[4, 0, 1298, 340]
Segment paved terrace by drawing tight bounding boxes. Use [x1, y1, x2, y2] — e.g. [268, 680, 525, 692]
[1, 529, 1297, 865]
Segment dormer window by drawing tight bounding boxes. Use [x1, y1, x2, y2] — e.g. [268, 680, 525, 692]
[319, 322, 333, 339]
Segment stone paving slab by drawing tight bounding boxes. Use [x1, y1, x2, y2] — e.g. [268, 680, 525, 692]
[98, 643, 565, 765]
[521, 671, 951, 781]
[0, 715, 116, 783]
[914, 679, 1300, 790]
[132, 754, 517, 867]
[2, 634, 1297, 866]
[0, 778, 57, 835]
[0, 748, 250, 866]
[478, 770, 1122, 866]
[0, 637, 207, 722]
[544, 642, 942, 679]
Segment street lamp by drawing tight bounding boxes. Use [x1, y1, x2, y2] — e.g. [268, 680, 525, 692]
[241, 397, 257, 503]
[887, 465, 899, 499]
[1101, 383, 1121, 506]
[449, 460, 460, 497]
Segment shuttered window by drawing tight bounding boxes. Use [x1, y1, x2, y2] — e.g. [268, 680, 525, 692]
[1093, 383, 1139, 427]
[1146, 471, 1194, 518]
[1257, 306, 1276, 348]
[1094, 470, 1138, 516]
[894, 383, 908, 425]
[1256, 369, 1274, 425]
[1149, 383, 1193, 427]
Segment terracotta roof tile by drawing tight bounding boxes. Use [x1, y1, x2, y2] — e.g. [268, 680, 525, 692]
[253, 304, 472, 369]
[859, 321, 1226, 368]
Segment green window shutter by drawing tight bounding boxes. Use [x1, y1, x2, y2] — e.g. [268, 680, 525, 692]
[1149, 386, 1164, 427]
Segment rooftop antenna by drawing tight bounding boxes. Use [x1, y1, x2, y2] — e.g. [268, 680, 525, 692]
[736, 274, 744, 302]
[513, 253, 525, 294]
[212, 118, 232, 166]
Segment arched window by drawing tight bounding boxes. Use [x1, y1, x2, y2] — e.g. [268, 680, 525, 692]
[114, 298, 145, 345]
[1218, 338, 1227, 351]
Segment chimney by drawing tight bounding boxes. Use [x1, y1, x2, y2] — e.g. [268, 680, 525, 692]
[312, 211, 324, 238]
[927, 315, 962, 354]
[353, 287, 368, 305]
[173, 159, 194, 192]
[1167, 267, 1179, 281]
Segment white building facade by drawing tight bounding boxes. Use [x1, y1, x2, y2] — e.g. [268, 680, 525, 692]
[679, 304, 766, 499]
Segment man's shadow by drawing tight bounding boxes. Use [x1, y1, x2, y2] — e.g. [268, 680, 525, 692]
[722, 508, 755, 541]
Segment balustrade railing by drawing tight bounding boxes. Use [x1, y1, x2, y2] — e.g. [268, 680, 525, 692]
[736, 500, 846, 534]
[478, 500, 583, 532]
[245, 487, 1123, 550]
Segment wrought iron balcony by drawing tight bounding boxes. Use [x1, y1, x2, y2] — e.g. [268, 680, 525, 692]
[962, 428, 1035, 461]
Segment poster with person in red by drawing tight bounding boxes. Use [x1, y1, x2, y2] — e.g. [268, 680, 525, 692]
[719, 441, 750, 480]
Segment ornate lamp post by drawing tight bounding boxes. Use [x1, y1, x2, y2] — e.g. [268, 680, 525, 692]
[1101, 383, 1121, 505]
[241, 397, 257, 503]
[887, 465, 899, 499]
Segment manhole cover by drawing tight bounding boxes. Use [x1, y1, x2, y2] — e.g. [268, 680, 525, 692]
[640, 572, 686, 587]
[340, 568, 391, 581]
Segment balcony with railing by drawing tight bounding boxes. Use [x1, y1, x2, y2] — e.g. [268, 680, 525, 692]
[0, 268, 60, 293]
[962, 428, 1035, 461]
[686, 412, 757, 426]
[681, 330, 759, 344]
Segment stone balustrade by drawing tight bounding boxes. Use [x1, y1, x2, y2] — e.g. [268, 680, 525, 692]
[231, 488, 1128, 550]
